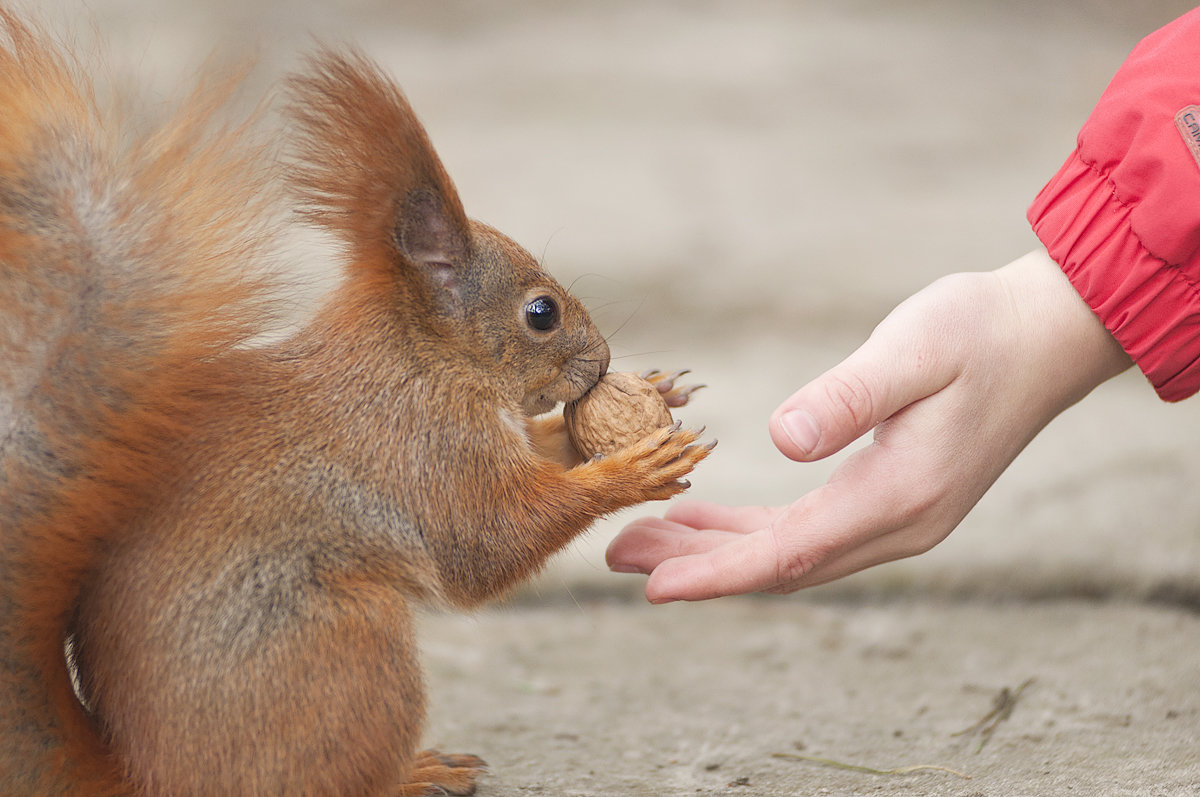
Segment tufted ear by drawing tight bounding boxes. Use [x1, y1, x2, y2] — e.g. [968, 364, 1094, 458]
[286, 48, 471, 286]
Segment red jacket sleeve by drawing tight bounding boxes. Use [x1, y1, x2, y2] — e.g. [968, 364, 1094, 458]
[1028, 8, 1200, 401]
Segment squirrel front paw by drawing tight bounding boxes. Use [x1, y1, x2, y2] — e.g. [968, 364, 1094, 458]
[598, 420, 716, 504]
[562, 368, 715, 508]
[628, 422, 710, 499]
[640, 368, 705, 408]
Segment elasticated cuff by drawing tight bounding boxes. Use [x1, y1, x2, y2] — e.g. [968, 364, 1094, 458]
[1029, 151, 1200, 402]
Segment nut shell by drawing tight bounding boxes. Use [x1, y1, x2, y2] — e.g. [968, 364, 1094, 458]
[564, 371, 673, 458]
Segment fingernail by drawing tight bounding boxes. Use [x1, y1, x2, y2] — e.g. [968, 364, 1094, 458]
[779, 409, 820, 454]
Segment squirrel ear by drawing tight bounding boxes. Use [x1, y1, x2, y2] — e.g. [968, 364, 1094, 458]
[396, 188, 470, 311]
[397, 189, 468, 269]
[286, 49, 472, 288]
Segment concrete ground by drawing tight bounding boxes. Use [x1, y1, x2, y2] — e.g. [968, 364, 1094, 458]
[418, 599, 1200, 796]
[33, 0, 1200, 793]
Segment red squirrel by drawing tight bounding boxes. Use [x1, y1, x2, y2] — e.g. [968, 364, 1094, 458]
[0, 9, 710, 795]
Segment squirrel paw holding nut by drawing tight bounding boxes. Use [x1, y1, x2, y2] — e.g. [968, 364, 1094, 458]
[563, 370, 715, 500]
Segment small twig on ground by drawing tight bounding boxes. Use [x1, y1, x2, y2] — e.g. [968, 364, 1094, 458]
[953, 677, 1035, 753]
[771, 752, 971, 780]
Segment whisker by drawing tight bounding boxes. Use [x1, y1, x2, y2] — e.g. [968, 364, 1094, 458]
[607, 349, 675, 361]
[600, 296, 645, 344]
[588, 298, 642, 313]
[539, 228, 565, 270]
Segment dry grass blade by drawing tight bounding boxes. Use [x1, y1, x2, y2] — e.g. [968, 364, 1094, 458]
[953, 677, 1035, 753]
[772, 752, 971, 780]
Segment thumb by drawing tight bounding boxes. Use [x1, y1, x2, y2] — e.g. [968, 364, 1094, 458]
[770, 313, 956, 462]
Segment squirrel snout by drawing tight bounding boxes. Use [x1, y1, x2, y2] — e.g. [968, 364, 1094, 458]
[559, 337, 610, 407]
[581, 336, 611, 395]
[592, 339, 612, 382]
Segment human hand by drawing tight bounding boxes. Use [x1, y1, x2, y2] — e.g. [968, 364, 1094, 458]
[606, 248, 1132, 602]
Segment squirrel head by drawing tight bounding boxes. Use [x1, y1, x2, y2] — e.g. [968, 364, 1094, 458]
[288, 50, 609, 415]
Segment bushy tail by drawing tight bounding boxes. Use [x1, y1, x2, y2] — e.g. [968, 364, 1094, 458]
[0, 9, 279, 793]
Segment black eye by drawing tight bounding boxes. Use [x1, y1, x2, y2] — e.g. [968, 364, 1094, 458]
[525, 296, 559, 331]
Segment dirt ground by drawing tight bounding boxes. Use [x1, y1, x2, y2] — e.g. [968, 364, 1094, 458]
[417, 599, 1200, 797]
[31, 0, 1200, 794]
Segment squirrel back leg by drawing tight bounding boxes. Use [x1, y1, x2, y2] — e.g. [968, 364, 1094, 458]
[395, 750, 487, 796]
[72, 512, 485, 796]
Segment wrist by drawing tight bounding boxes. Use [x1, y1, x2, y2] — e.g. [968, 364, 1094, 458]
[995, 248, 1132, 409]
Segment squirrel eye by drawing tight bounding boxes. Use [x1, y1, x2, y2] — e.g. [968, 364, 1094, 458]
[525, 296, 560, 332]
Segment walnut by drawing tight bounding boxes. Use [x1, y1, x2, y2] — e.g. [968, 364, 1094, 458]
[564, 371, 674, 458]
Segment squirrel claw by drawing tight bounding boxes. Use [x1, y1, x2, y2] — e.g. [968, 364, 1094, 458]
[641, 368, 704, 408]
[663, 383, 706, 408]
[640, 367, 691, 391]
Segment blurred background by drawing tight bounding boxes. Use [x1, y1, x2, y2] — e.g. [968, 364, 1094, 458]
[34, 0, 1200, 603]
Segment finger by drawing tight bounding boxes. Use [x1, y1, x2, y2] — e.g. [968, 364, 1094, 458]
[769, 309, 956, 462]
[642, 528, 783, 603]
[606, 517, 739, 574]
[639, 490, 878, 602]
[645, 435, 943, 601]
[766, 520, 944, 593]
[663, 500, 782, 534]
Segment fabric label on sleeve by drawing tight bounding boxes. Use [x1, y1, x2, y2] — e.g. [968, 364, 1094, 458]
[1174, 105, 1200, 172]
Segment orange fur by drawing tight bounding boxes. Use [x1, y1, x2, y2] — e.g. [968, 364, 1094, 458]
[0, 9, 710, 795]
